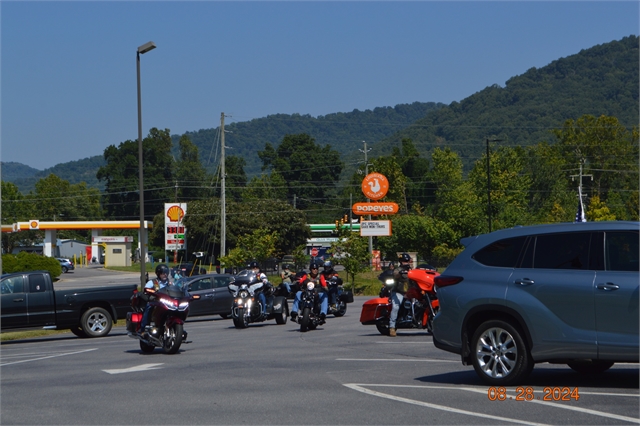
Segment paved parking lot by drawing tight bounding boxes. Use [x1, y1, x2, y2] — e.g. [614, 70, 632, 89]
[1, 293, 638, 425]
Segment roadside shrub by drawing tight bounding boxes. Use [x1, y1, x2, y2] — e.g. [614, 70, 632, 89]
[1, 252, 62, 278]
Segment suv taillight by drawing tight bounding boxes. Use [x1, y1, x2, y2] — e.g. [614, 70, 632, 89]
[434, 275, 464, 288]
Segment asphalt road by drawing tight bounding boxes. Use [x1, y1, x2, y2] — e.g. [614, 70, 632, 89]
[1, 291, 638, 425]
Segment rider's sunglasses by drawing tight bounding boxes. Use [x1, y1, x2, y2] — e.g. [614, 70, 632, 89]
[310, 267, 318, 270]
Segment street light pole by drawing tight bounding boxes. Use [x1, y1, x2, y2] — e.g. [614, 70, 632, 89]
[137, 41, 156, 288]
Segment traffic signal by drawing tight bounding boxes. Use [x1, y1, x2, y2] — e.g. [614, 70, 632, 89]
[335, 219, 340, 229]
[343, 214, 348, 223]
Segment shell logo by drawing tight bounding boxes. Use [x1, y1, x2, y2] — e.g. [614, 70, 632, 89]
[166, 205, 185, 222]
[361, 173, 389, 200]
[30, 220, 40, 230]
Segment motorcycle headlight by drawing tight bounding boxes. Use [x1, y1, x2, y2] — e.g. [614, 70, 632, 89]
[178, 301, 189, 310]
[385, 278, 395, 286]
[239, 290, 249, 299]
[306, 282, 315, 291]
[161, 298, 178, 310]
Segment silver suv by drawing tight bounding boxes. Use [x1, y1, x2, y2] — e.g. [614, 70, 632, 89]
[432, 221, 639, 385]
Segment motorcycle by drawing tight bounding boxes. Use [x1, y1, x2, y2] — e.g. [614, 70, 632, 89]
[326, 276, 353, 317]
[228, 273, 288, 328]
[127, 284, 200, 354]
[294, 279, 326, 332]
[359, 266, 440, 336]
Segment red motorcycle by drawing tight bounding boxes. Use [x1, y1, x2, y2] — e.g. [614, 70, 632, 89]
[127, 284, 200, 354]
[360, 267, 440, 336]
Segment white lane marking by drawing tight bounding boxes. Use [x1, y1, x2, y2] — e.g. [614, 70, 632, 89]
[347, 384, 640, 425]
[344, 383, 548, 425]
[337, 358, 458, 363]
[103, 363, 164, 375]
[0, 348, 98, 366]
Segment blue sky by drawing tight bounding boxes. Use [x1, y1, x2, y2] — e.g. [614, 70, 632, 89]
[2, 1, 638, 170]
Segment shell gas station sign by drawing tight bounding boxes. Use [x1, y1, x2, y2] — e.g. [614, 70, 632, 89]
[355, 173, 397, 236]
[165, 203, 187, 251]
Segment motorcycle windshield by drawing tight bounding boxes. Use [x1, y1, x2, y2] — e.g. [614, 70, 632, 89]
[159, 284, 187, 299]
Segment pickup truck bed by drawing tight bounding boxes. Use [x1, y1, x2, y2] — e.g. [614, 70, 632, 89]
[1, 271, 136, 338]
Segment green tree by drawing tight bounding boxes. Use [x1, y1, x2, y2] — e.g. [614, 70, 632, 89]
[97, 128, 174, 220]
[258, 133, 343, 217]
[175, 135, 210, 201]
[225, 155, 248, 202]
[391, 138, 431, 211]
[219, 228, 278, 269]
[328, 226, 371, 289]
[1, 181, 34, 255]
[243, 172, 288, 201]
[586, 195, 616, 221]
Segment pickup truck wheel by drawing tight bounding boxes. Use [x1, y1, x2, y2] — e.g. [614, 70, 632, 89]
[70, 326, 87, 338]
[81, 307, 113, 338]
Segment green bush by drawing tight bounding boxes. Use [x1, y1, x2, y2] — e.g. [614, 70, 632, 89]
[1, 252, 62, 278]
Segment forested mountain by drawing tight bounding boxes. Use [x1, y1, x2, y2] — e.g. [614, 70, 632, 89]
[3, 36, 638, 192]
[357, 36, 639, 172]
[4, 156, 106, 194]
[173, 102, 444, 177]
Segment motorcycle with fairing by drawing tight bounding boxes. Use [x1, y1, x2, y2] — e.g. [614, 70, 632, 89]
[127, 284, 200, 354]
[228, 273, 288, 328]
[360, 266, 440, 335]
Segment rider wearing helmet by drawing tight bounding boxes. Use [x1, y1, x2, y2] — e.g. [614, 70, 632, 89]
[320, 260, 342, 308]
[249, 261, 270, 317]
[290, 262, 328, 322]
[139, 264, 172, 337]
[389, 253, 414, 337]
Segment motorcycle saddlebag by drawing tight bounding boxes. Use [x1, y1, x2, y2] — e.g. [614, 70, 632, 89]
[126, 312, 142, 332]
[359, 297, 389, 325]
[339, 290, 354, 304]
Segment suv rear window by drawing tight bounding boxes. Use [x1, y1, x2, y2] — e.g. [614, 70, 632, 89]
[472, 236, 527, 267]
[606, 231, 639, 272]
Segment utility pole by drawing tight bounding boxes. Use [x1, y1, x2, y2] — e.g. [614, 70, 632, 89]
[220, 113, 226, 261]
[570, 160, 593, 219]
[174, 181, 178, 264]
[359, 141, 373, 267]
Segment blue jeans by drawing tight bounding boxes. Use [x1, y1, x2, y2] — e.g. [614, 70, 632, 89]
[389, 291, 403, 329]
[292, 290, 327, 315]
[258, 292, 267, 315]
[140, 304, 153, 332]
[328, 285, 340, 305]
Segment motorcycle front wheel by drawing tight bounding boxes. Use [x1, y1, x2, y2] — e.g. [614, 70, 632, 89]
[163, 323, 184, 354]
[376, 318, 390, 336]
[334, 302, 347, 317]
[233, 308, 249, 329]
[300, 307, 311, 332]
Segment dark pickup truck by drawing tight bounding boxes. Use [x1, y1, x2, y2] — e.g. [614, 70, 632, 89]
[1, 270, 136, 338]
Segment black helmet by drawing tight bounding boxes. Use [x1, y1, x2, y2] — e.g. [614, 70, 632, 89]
[155, 264, 170, 277]
[309, 262, 320, 271]
[249, 261, 259, 269]
[399, 253, 412, 263]
[323, 260, 333, 271]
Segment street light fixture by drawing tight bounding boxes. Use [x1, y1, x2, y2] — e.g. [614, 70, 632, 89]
[486, 137, 503, 233]
[137, 41, 156, 288]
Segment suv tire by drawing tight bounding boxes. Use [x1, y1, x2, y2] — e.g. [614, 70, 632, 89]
[471, 320, 533, 386]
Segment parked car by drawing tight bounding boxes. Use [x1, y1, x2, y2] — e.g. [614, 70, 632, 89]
[56, 258, 75, 273]
[179, 273, 235, 318]
[1, 270, 136, 337]
[432, 221, 639, 386]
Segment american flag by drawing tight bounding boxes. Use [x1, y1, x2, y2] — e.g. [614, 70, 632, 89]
[575, 187, 586, 222]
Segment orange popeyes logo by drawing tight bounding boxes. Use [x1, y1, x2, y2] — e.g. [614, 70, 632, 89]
[361, 173, 389, 200]
[352, 202, 399, 215]
[166, 205, 185, 222]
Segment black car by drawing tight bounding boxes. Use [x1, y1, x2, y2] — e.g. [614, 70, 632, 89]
[181, 274, 235, 318]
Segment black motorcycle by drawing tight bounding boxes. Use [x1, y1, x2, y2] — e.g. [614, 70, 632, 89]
[127, 284, 200, 354]
[326, 276, 353, 317]
[295, 280, 326, 332]
[228, 273, 288, 328]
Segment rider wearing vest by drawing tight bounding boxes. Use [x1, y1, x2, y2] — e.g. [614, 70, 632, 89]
[290, 262, 328, 322]
[139, 264, 172, 336]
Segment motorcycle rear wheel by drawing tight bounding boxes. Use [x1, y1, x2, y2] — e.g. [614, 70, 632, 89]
[376, 318, 390, 336]
[300, 307, 311, 332]
[139, 341, 155, 353]
[233, 308, 249, 329]
[163, 323, 184, 354]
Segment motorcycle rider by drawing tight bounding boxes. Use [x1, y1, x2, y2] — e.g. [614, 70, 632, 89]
[139, 264, 172, 337]
[280, 264, 294, 295]
[249, 261, 270, 317]
[320, 260, 342, 309]
[290, 262, 328, 322]
[389, 253, 413, 337]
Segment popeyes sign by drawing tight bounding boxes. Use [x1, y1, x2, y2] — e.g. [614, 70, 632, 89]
[353, 173, 398, 216]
